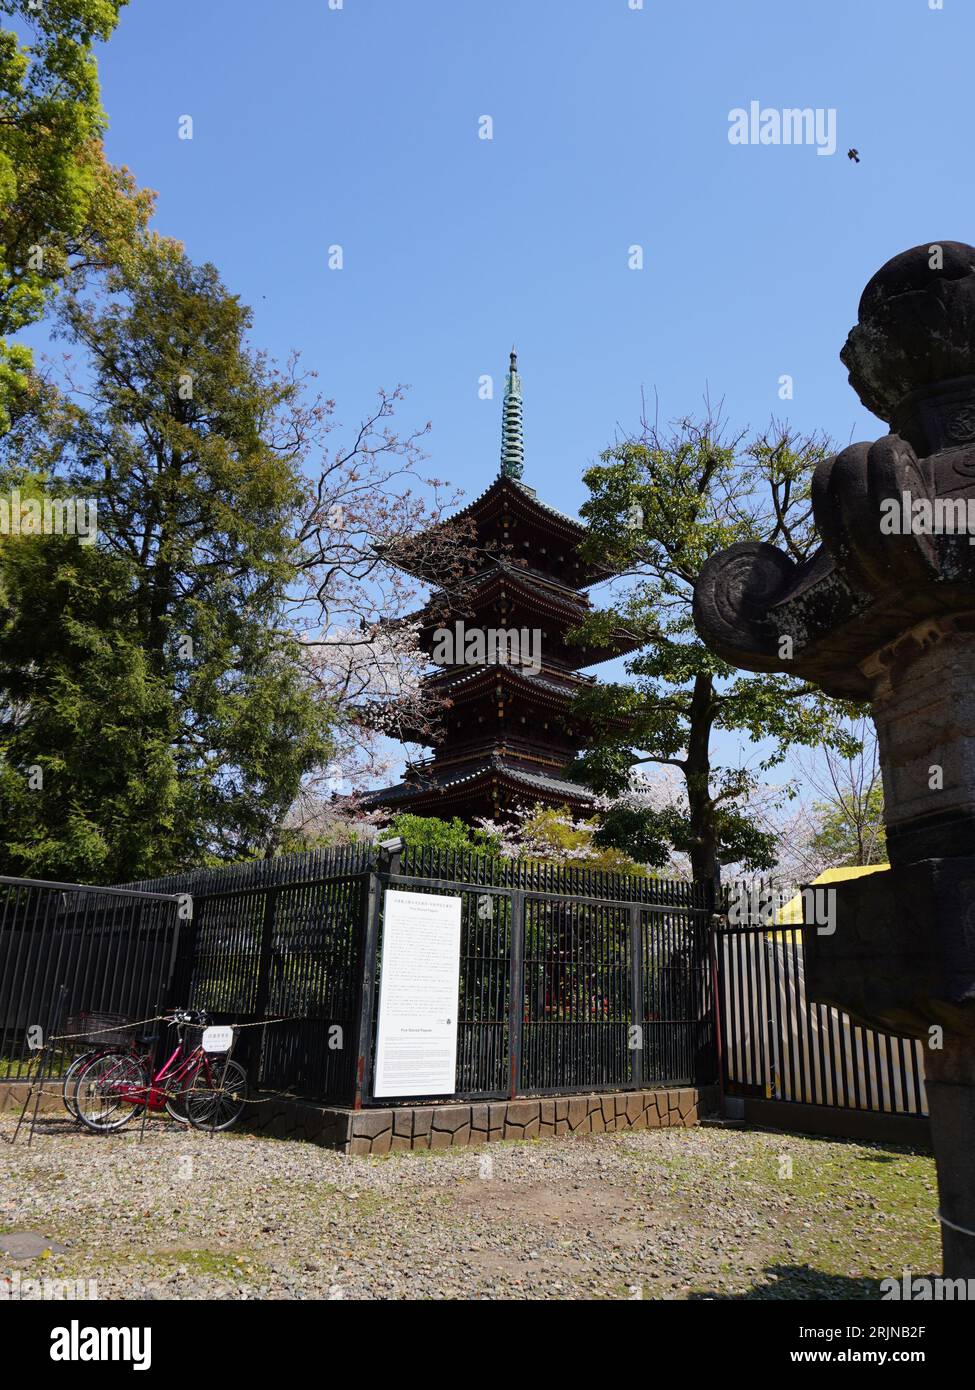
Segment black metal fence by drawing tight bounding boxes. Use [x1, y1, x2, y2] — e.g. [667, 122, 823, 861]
[716, 919, 927, 1117]
[0, 851, 716, 1106]
[1, 856, 933, 1126]
[0, 877, 183, 1080]
[124, 845, 716, 1106]
[134, 846, 372, 1103]
[365, 854, 714, 1103]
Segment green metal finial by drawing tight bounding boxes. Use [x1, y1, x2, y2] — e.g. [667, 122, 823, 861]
[499, 348, 524, 479]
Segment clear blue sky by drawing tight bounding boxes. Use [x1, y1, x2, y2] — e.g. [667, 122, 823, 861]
[91, 0, 974, 504]
[66, 0, 975, 797]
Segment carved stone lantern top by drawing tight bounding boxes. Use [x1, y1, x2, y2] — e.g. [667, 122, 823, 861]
[842, 241, 975, 450]
[694, 241, 975, 705]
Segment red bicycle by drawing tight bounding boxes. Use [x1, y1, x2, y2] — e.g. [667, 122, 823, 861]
[72, 1009, 248, 1133]
[59, 1012, 178, 1123]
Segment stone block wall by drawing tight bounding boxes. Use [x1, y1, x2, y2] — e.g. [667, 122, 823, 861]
[240, 1084, 718, 1155]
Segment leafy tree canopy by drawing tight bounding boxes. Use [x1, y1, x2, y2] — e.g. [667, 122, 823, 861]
[383, 812, 500, 856]
[570, 408, 862, 884]
[0, 236, 334, 877]
[0, 2, 149, 430]
[0, 489, 178, 880]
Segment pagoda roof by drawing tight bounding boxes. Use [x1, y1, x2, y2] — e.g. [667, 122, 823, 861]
[395, 662, 630, 745]
[361, 753, 599, 813]
[391, 665, 587, 745]
[445, 559, 590, 611]
[413, 563, 587, 631]
[413, 564, 640, 667]
[425, 663, 591, 704]
[460, 473, 586, 537]
[388, 475, 608, 584]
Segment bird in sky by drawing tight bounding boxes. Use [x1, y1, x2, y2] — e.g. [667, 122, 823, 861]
[848, 148, 861, 163]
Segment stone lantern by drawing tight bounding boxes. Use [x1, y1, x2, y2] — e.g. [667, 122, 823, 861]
[693, 241, 975, 1278]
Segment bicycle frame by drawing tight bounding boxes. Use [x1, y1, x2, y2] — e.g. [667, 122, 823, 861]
[92, 1018, 226, 1113]
[115, 1043, 223, 1111]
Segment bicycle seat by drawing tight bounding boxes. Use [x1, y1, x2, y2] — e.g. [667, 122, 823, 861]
[136, 1032, 158, 1048]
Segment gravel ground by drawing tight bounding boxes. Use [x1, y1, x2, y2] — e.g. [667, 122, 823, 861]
[0, 1109, 939, 1300]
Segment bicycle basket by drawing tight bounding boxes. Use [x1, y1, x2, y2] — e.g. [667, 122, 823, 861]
[63, 1011, 139, 1046]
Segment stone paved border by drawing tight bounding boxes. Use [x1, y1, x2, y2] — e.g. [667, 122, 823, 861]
[241, 1085, 719, 1154]
[0, 1080, 62, 1114]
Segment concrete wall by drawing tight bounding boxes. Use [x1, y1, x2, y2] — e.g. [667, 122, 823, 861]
[742, 1096, 931, 1149]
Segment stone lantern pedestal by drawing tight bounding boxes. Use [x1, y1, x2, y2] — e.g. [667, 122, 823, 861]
[694, 242, 975, 1277]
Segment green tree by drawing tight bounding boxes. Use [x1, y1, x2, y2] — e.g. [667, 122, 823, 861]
[0, 505, 179, 880]
[0, 237, 334, 876]
[807, 785, 886, 869]
[571, 408, 859, 887]
[475, 803, 650, 874]
[384, 812, 500, 856]
[384, 806, 648, 873]
[0, 2, 147, 430]
[795, 720, 887, 872]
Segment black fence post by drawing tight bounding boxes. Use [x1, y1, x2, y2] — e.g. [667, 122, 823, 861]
[253, 885, 279, 1023]
[250, 884, 280, 1093]
[351, 865, 383, 1110]
[704, 877, 724, 1093]
[708, 914, 726, 1102]
[508, 890, 525, 1099]
[164, 895, 190, 1011]
[629, 904, 644, 1090]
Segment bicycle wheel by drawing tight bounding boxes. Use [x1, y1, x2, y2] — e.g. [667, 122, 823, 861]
[74, 1051, 148, 1133]
[184, 1058, 248, 1132]
[62, 1050, 99, 1119]
[164, 1075, 193, 1126]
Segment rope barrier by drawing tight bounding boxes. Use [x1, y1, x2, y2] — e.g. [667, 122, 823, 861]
[46, 1013, 170, 1044]
[45, 1010, 300, 1045]
[5, 1077, 309, 1108]
[937, 1210, 975, 1241]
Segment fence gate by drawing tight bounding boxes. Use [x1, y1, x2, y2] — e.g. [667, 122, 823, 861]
[716, 921, 927, 1117]
[0, 876, 183, 1080]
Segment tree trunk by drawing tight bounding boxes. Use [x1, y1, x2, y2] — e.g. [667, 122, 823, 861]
[684, 674, 720, 892]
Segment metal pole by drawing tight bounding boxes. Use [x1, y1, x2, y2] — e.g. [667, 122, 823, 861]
[708, 915, 727, 1113]
[252, 886, 279, 1024]
[351, 866, 384, 1110]
[629, 905, 644, 1090]
[508, 891, 525, 1100]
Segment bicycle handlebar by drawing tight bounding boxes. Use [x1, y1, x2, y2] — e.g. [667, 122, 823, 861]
[165, 1008, 210, 1027]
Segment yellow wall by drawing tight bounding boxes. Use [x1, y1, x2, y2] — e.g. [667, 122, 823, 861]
[776, 863, 889, 930]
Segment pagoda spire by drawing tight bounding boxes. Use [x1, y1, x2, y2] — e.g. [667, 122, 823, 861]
[499, 348, 524, 479]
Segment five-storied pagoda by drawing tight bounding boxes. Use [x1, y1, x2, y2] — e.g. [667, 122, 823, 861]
[364, 353, 634, 824]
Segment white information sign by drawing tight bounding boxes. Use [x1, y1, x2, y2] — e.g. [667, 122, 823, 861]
[374, 890, 462, 1098]
[201, 1025, 234, 1054]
